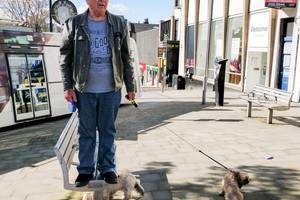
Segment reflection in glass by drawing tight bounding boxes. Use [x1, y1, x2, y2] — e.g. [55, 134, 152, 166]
[196, 23, 208, 76]
[225, 17, 243, 85]
[208, 20, 224, 79]
[7, 54, 34, 120]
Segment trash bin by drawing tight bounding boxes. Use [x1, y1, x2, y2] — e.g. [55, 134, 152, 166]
[177, 75, 186, 90]
[172, 74, 185, 90]
[214, 57, 228, 106]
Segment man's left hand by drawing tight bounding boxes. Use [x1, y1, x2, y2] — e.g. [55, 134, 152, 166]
[126, 91, 135, 101]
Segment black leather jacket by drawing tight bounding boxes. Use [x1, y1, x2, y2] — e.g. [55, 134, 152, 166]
[60, 10, 134, 92]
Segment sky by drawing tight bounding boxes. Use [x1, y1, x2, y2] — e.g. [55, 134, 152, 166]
[73, 0, 173, 24]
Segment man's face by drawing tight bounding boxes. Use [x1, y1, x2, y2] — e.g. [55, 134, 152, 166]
[87, 0, 109, 15]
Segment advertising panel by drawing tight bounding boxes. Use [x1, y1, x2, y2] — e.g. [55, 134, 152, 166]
[0, 54, 10, 113]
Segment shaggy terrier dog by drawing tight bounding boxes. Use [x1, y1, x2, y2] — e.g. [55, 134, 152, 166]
[82, 172, 144, 200]
[219, 170, 250, 200]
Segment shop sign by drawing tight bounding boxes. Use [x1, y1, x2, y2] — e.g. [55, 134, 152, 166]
[265, 0, 296, 8]
[248, 12, 269, 49]
[158, 47, 166, 58]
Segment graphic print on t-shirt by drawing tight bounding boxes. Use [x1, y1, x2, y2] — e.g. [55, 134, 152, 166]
[90, 27, 112, 70]
[84, 18, 114, 93]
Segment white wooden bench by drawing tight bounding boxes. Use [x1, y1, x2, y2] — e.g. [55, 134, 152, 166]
[241, 85, 293, 124]
[54, 112, 105, 199]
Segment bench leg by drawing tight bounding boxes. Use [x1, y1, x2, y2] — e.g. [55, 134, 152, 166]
[267, 109, 273, 124]
[247, 101, 252, 117]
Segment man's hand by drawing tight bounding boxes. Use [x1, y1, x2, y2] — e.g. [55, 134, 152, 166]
[126, 91, 135, 101]
[64, 89, 77, 102]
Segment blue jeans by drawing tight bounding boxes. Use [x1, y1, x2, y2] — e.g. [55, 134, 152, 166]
[76, 90, 121, 175]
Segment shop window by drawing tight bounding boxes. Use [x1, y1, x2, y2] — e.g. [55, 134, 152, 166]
[186, 25, 195, 68]
[196, 23, 208, 76]
[225, 17, 243, 85]
[208, 20, 224, 79]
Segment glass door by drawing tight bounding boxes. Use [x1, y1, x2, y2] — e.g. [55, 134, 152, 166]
[27, 55, 50, 117]
[7, 54, 50, 121]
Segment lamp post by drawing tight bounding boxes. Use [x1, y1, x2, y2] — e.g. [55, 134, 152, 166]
[49, 0, 53, 32]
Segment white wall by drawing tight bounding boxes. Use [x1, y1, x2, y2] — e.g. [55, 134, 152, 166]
[213, 0, 224, 19]
[136, 29, 159, 65]
[292, 0, 300, 101]
[229, 0, 243, 15]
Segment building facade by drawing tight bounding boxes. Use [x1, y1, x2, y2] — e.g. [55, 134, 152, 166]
[170, 0, 300, 102]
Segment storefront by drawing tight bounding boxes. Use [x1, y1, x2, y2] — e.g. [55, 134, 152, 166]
[171, 0, 300, 102]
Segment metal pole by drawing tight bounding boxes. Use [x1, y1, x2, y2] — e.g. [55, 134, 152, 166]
[49, 0, 53, 32]
[202, 0, 214, 104]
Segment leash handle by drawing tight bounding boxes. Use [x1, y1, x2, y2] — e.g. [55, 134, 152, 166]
[125, 95, 138, 108]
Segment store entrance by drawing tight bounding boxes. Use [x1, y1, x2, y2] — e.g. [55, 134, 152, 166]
[278, 18, 294, 91]
[7, 54, 50, 121]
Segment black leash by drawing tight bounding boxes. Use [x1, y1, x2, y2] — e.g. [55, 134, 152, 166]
[125, 97, 230, 171]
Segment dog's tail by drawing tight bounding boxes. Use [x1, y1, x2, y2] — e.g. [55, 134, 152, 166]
[135, 181, 144, 196]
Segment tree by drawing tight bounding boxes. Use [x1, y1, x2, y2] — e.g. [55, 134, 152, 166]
[2, 0, 49, 32]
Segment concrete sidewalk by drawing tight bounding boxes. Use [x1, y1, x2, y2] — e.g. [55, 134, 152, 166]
[1, 87, 300, 200]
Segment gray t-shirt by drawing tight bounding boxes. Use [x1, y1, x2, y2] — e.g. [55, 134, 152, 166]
[84, 18, 114, 93]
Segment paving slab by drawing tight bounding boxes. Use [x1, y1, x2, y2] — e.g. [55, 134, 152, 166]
[0, 87, 300, 199]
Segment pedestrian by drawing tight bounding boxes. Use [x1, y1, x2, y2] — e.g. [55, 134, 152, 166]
[60, 0, 135, 187]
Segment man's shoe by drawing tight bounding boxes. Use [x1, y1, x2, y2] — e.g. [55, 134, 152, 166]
[102, 171, 118, 184]
[75, 174, 93, 187]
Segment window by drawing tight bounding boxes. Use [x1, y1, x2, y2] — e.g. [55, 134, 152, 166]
[175, 20, 179, 40]
[175, 0, 181, 7]
[196, 23, 208, 76]
[225, 17, 243, 85]
[160, 20, 171, 41]
[208, 20, 224, 79]
[186, 25, 195, 67]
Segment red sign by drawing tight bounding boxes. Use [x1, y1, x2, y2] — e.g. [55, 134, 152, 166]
[265, 0, 296, 8]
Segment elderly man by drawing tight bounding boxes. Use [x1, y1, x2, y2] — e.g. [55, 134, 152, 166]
[60, 0, 135, 187]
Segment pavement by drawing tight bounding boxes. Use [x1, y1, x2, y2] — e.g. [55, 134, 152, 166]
[0, 85, 300, 200]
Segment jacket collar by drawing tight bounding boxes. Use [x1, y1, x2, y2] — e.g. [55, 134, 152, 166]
[78, 9, 113, 27]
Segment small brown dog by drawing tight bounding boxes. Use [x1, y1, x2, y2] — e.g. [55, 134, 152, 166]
[82, 172, 144, 200]
[219, 170, 250, 200]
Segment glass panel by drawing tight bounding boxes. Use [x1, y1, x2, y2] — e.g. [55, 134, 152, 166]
[208, 20, 224, 79]
[7, 54, 34, 120]
[196, 23, 208, 76]
[225, 17, 243, 85]
[27, 55, 50, 117]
